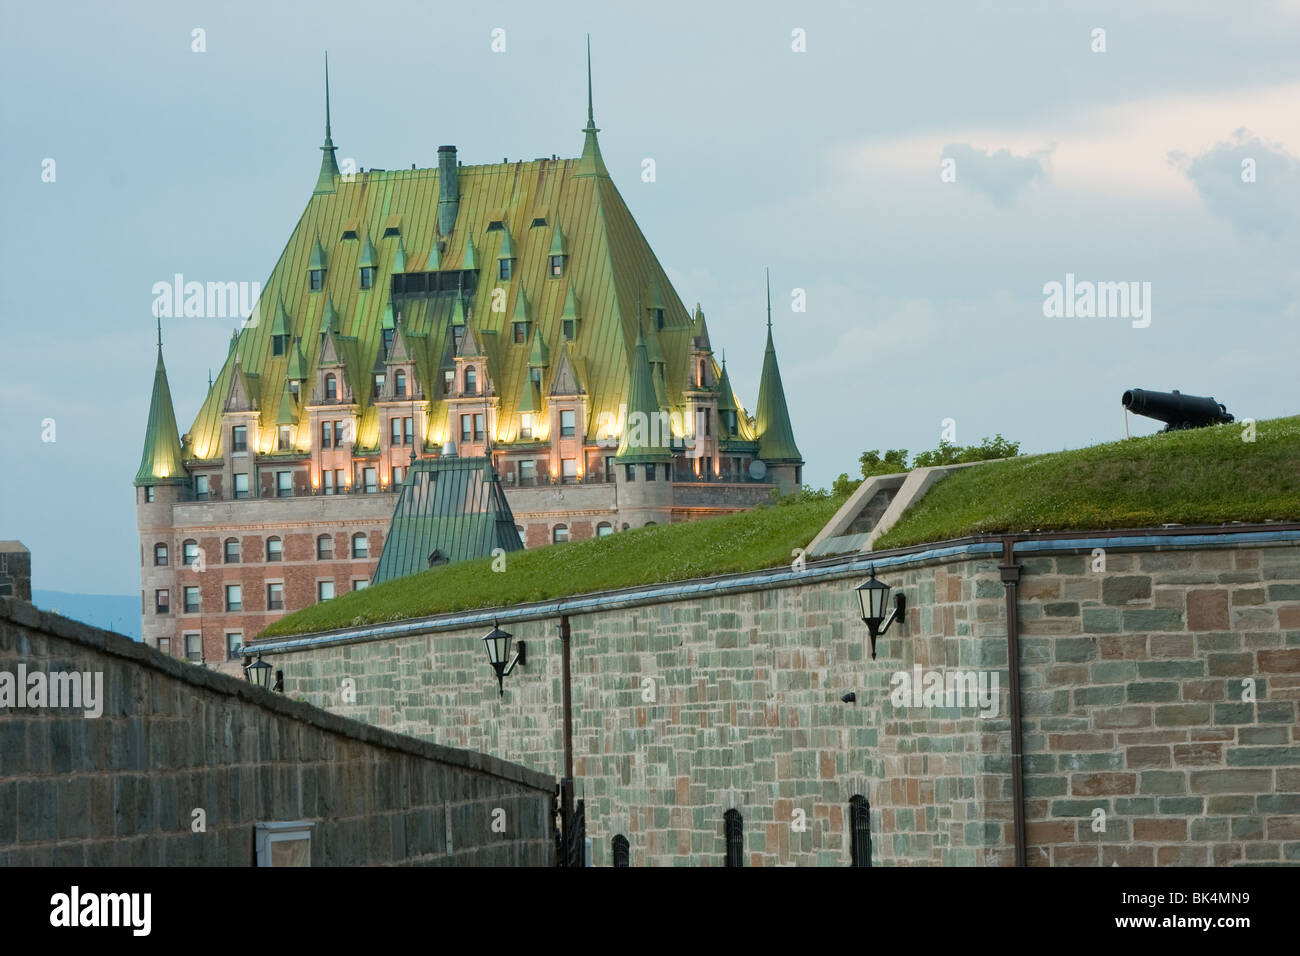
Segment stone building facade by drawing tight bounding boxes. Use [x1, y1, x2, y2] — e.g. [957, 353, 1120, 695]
[0, 598, 556, 866]
[250, 530, 1300, 866]
[134, 55, 802, 657]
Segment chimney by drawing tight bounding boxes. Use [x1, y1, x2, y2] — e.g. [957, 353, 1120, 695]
[437, 145, 459, 236]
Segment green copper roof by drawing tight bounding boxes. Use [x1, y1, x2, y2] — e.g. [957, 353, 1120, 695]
[755, 276, 802, 463]
[275, 382, 298, 426]
[309, 233, 328, 270]
[617, 329, 671, 462]
[135, 347, 189, 485]
[424, 241, 441, 270]
[321, 296, 341, 335]
[511, 282, 530, 323]
[181, 47, 761, 461]
[549, 224, 567, 258]
[693, 305, 711, 350]
[517, 376, 543, 414]
[392, 236, 407, 272]
[575, 38, 609, 180]
[716, 357, 737, 414]
[359, 230, 379, 269]
[371, 456, 523, 585]
[271, 296, 292, 337]
[286, 337, 308, 380]
[498, 226, 517, 260]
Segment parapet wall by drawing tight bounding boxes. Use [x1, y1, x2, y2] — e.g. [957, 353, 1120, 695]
[0, 598, 555, 866]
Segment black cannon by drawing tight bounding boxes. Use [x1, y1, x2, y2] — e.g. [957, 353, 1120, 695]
[1122, 388, 1234, 431]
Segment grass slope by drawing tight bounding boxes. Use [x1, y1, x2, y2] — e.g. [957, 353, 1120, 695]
[875, 416, 1300, 549]
[261, 493, 848, 637]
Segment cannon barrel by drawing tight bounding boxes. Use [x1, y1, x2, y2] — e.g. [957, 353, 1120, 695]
[1122, 388, 1234, 431]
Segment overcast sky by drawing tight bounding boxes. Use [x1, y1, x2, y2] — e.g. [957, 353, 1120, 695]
[3, 0, 1298, 596]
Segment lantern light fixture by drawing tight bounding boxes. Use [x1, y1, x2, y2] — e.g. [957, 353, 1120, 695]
[482, 621, 526, 696]
[244, 653, 273, 690]
[854, 566, 906, 660]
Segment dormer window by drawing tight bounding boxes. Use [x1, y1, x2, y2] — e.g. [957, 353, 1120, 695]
[278, 425, 292, 451]
[652, 307, 665, 330]
[289, 381, 300, 401]
[452, 326, 464, 352]
[530, 367, 542, 388]
[325, 373, 337, 401]
[550, 255, 564, 277]
[498, 259, 513, 281]
[486, 221, 505, 232]
[382, 328, 394, 354]
[442, 370, 454, 395]
[562, 319, 576, 341]
[465, 367, 477, 395]
[309, 269, 324, 291]
[382, 227, 400, 238]
[531, 217, 547, 228]
[395, 369, 407, 398]
[272, 334, 288, 356]
[520, 413, 533, 440]
[513, 321, 528, 344]
[372, 373, 384, 398]
[360, 267, 376, 290]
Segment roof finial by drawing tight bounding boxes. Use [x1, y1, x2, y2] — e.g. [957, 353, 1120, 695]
[157, 315, 162, 349]
[765, 267, 772, 331]
[586, 34, 595, 130]
[324, 51, 333, 145]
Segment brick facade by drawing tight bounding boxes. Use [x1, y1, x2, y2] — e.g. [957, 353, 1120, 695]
[258, 537, 1300, 866]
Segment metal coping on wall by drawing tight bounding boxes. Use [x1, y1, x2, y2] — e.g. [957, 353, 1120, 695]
[246, 523, 1300, 655]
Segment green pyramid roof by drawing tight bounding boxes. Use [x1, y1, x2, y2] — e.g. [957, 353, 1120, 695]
[314, 55, 340, 196]
[560, 283, 580, 321]
[309, 233, 328, 270]
[463, 235, 477, 270]
[617, 329, 671, 462]
[359, 230, 379, 269]
[693, 304, 711, 350]
[755, 311, 802, 462]
[575, 39, 609, 180]
[424, 242, 441, 270]
[392, 236, 407, 272]
[549, 224, 567, 258]
[498, 227, 517, 260]
[275, 382, 298, 426]
[528, 323, 550, 367]
[271, 297, 292, 337]
[716, 357, 738, 414]
[512, 283, 530, 322]
[321, 296, 341, 335]
[371, 456, 523, 585]
[286, 337, 308, 380]
[517, 376, 543, 415]
[135, 347, 189, 485]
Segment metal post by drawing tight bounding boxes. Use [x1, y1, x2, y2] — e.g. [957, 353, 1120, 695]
[1000, 537, 1027, 867]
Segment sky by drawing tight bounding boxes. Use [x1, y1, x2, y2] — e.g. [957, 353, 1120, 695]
[2, 0, 1298, 596]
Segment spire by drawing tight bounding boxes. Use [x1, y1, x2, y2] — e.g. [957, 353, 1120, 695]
[528, 322, 550, 368]
[314, 52, 340, 195]
[135, 343, 189, 485]
[765, 267, 772, 331]
[617, 328, 671, 462]
[693, 303, 711, 351]
[755, 273, 802, 463]
[575, 36, 608, 179]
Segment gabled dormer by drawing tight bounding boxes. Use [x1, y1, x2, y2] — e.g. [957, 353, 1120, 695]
[463, 235, 478, 271]
[224, 354, 257, 413]
[548, 343, 585, 398]
[559, 283, 581, 341]
[311, 328, 351, 405]
[548, 225, 567, 278]
[391, 235, 407, 273]
[270, 296, 292, 356]
[308, 234, 328, 291]
[510, 283, 531, 344]
[381, 316, 420, 402]
[359, 230, 379, 290]
[318, 296, 341, 349]
[286, 336, 308, 403]
[496, 225, 517, 281]
[688, 304, 715, 391]
[527, 323, 550, 390]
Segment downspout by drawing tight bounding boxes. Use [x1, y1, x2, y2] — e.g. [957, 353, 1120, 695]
[560, 614, 574, 782]
[999, 536, 1026, 867]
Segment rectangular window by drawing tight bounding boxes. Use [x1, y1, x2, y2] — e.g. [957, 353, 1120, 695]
[145, 486, 156, 502]
[404, 417, 414, 445]
[460, 415, 471, 443]
[335, 469, 345, 493]
[323, 470, 335, 495]
[272, 335, 287, 357]
[562, 319, 575, 340]
[353, 579, 370, 591]
[363, 467, 377, 493]
[267, 582, 284, 611]
[155, 589, 170, 615]
[184, 586, 200, 614]
[513, 322, 527, 344]
[373, 373, 384, 399]
[195, 474, 210, 500]
[562, 458, 577, 482]
[704, 407, 712, 437]
[473, 414, 485, 442]
[550, 255, 564, 277]
[154, 544, 168, 566]
[390, 418, 402, 446]
[309, 269, 323, 291]
[625, 464, 636, 482]
[267, 538, 282, 562]
[225, 584, 242, 612]
[605, 456, 616, 482]
[452, 327, 464, 353]
[234, 473, 250, 499]
[334, 420, 345, 446]
[232, 425, 247, 453]
[443, 370, 454, 396]
[498, 259, 512, 280]
[226, 633, 243, 660]
[645, 463, 656, 481]
[184, 634, 201, 663]
[520, 413, 533, 440]
[360, 266, 375, 289]
[321, 421, 333, 449]
[519, 460, 536, 486]
[184, 541, 199, 566]
[277, 471, 292, 498]
[391, 465, 405, 485]
[561, 410, 576, 437]
[318, 580, 335, 601]
[158, 637, 171, 657]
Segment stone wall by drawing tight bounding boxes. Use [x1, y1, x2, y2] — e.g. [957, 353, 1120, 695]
[0, 598, 555, 867]
[0, 542, 31, 602]
[259, 535, 1300, 867]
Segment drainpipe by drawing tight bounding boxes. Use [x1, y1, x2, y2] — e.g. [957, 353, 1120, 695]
[560, 614, 574, 782]
[999, 537, 1026, 867]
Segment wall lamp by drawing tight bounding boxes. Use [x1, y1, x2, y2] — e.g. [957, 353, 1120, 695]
[243, 653, 273, 690]
[482, 622, 526, 697]
[854, 566, 906, 660]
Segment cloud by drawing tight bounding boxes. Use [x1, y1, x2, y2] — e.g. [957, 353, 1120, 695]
[1169, 128, 1300, 238]
[939, 143, 1052, 207]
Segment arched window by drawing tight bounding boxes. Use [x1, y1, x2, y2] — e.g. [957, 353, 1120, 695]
[723, 809, 743, 867]
[465, 367, 477, 395]
[183, 540, 199, 566]
[699, 360, 706, 387]
[395, 369, 407, 398]
[596, 522, 613, 537]
[611, 834, 630, 868]
[154, 543, 169, 566]
[317, 534, 333, 560]
[224, 538, 240, 564]
[351, 533, 369, 559]
[849, 795, 872, 867]
[325, 373, 337, 401]
[553, 525, 569, 544]
[266, 537, 282, 562]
